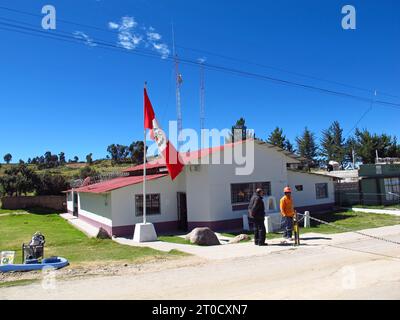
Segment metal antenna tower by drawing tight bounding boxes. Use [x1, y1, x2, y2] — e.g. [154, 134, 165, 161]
[199, 58, 206, 148]
[172, 24, 183, 146]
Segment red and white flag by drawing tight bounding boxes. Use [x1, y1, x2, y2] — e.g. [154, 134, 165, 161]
[144, 87, 184, 180]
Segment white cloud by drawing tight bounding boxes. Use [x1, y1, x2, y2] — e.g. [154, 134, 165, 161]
[108, 22, 119, 29]
[73, 31, 97, 47]
[121, 16, 137, 30]
[151, 43, 170, 59]
[108, 17, 170, 58]
[147, 31, 161, 42]
[108, 16, 142, 50]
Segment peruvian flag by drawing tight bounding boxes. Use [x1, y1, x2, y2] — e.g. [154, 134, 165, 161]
[144, 87, 184, 180]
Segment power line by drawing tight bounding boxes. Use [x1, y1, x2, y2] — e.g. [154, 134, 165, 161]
[176, 45, 400, 101]
[345, 90, 377, 138]
[0, 5, 119, 35]
[1, 17, 400, 112]
[1, 5, 399, 101]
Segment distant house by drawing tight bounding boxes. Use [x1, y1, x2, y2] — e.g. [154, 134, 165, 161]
[66, 140, 335, 237]
[359, 163, 400, 205]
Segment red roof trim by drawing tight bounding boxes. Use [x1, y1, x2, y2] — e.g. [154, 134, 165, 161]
[73, 173, 168, 194]
[123, 139, 247, 173]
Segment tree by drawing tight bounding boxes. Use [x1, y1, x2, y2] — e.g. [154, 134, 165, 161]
[320, 121, 345, 165]
[267, 127, 286, 149]
[107, 144, 130, 164]
[284, 140, 295, 153]
[35, 174, 69, 196]
[74, 156, 79, 163]
[0, 164, 37, 196]
[59, 152, 66, 165]
[267, 127, 295, 152]
[3, 153, 12, 164]
[86, 153, 93, 165]
[349, 129, 398, 164]
[78, 166, 98, 179]
[296, 127, 318, 167]
[129, 141, 145, 164]
[225, 117, 254, 143]
[37, 151, 59, 169]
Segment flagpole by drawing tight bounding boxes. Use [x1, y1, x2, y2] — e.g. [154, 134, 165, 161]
[143, 82, 147, 224]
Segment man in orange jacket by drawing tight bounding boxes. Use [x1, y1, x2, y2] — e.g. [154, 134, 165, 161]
[280, 187, 295, 240]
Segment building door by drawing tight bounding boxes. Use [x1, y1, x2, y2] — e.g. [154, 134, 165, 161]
[177, 192, 188, 232]
[73, 192, 78, 217]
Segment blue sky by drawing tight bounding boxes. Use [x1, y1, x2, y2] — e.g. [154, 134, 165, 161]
[0, 0, 399, 162]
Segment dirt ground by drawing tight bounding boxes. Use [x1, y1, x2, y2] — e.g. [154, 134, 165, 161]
[1, 226, 400, 300]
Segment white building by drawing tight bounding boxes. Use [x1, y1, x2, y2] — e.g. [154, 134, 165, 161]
[66, 140, 336, 237]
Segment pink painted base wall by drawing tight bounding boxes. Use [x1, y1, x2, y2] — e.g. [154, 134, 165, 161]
[73, 202, 335, 238]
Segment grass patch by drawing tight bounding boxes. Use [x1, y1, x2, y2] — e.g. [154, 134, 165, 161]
[301, 210, 400, 234]
[0, 161, 134, 180]
[158, 236, 193, 245]
[225, 210, 400, 239]
[220, 230, 282, 240]
[0, 209, 17, 214]
[0, 279, 39, 288]
[352, 204, 400, 210]
[0, 210, 187, 266]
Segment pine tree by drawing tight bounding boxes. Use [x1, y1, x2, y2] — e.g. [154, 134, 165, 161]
[320, 121, 345, 165]
[225, 117, 254, 143]
[284, 140, 295, 153]
[349, 129, 398, 164]
[267, 127, 295, 152]
[296, 127, 318, 166]
[268, 127, 286, 149]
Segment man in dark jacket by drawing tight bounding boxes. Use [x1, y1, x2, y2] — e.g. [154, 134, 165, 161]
[248, 188, 267, 246]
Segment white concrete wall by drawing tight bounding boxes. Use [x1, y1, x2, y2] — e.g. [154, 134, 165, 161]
[185, 165, 212, 223]
[76, 142, 331, 227]
[287, 170, 335, 208]
[66, 192, 73, 213]
[78, 192, 112, 227]
[110, 173, 185, 227]
[189, 143, 290, 222]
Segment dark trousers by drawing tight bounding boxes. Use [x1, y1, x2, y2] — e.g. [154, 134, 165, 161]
[283, 216, 293, 239]
[253, 218, 266, 245]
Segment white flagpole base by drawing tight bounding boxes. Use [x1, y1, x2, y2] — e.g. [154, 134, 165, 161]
[133, 223, 158, 242]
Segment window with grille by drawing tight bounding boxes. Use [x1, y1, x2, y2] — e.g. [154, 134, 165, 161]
[384, 178, 400, 201]
[230, 182, 271, 204]
[315, 183, 328, 199]
[135, 194, 161, 216]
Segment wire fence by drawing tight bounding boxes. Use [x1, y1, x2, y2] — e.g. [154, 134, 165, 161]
[297, 212, 400, 246]
[69, 171, 129, 188]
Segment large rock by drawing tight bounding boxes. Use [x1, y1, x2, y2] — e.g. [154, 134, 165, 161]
[185, 227, 220, 246]
[96, 227, 111, 239]
[228, 234, 251, 244]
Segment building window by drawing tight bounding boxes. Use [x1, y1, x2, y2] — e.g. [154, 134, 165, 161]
[384, 178, 400, 201]
[67, 192, 72, 201]
[231, 182, 271, 204]
[135, 194, 161, 216]
[315, 183, 328, 199]
[295, 185, 303, 192]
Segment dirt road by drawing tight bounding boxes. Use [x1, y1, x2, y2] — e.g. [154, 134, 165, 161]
[1, 226, 400, 300]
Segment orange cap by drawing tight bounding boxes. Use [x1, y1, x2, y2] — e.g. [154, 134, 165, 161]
[284, 187, 292, 193]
